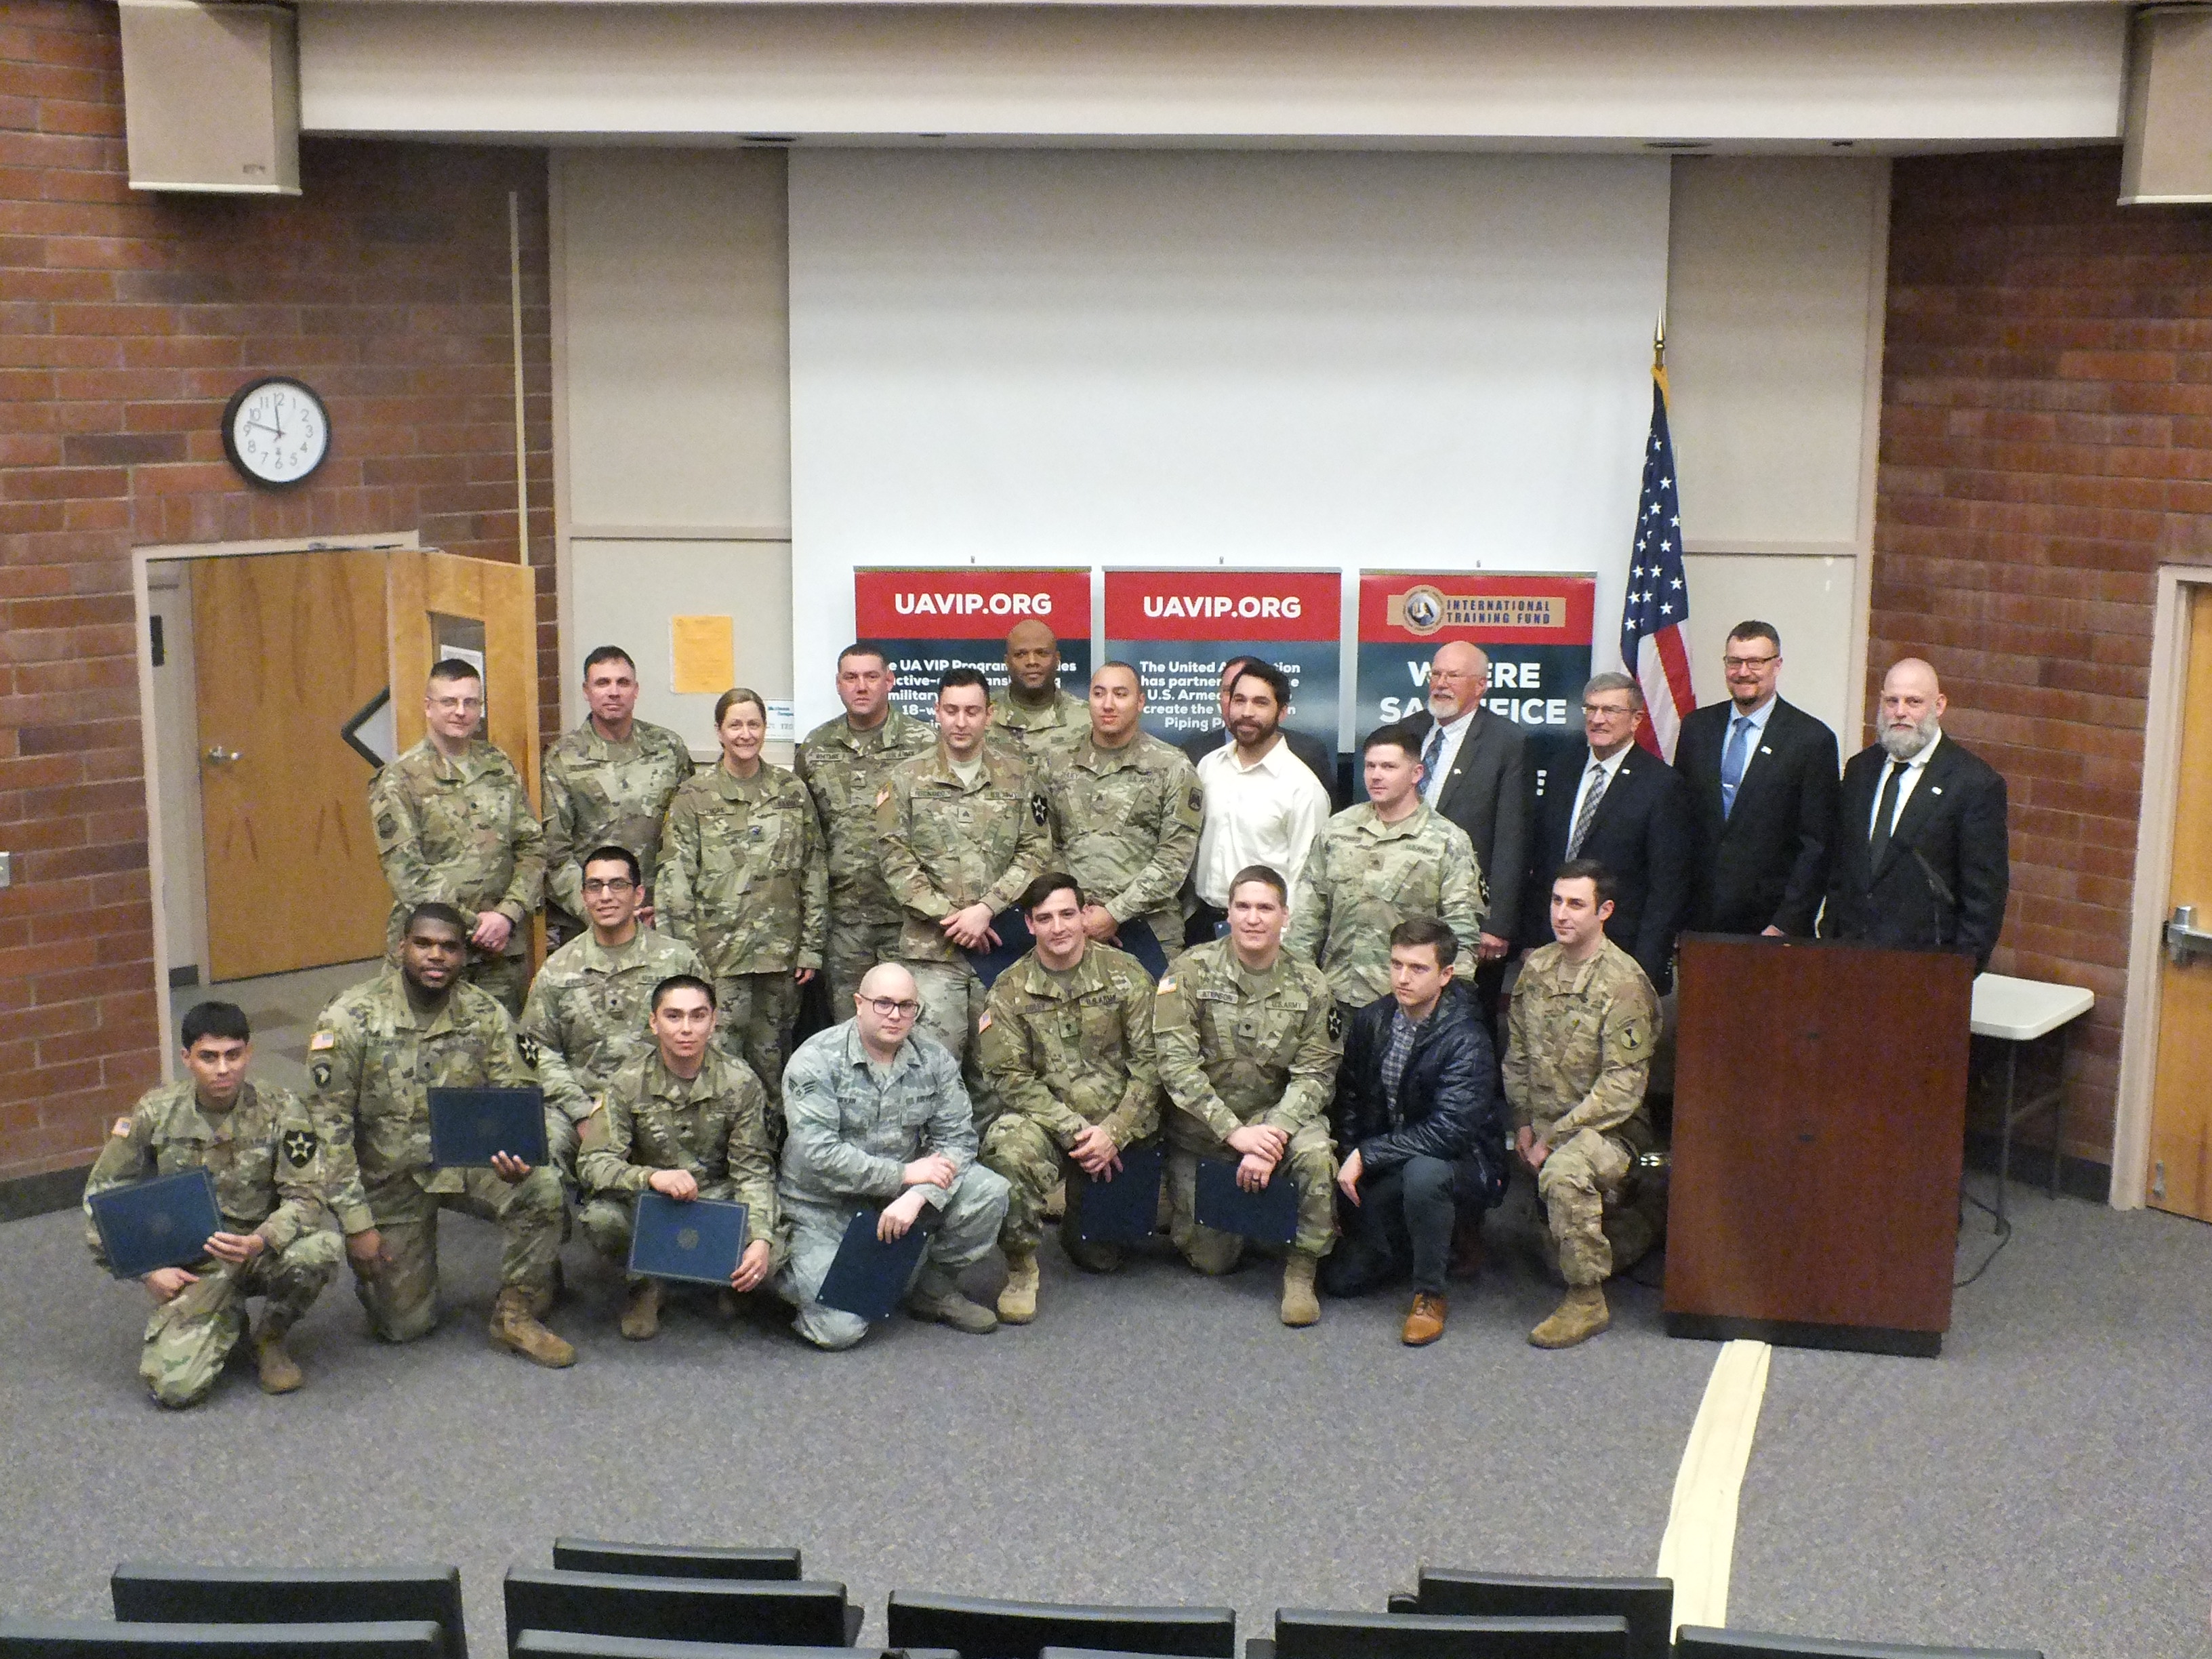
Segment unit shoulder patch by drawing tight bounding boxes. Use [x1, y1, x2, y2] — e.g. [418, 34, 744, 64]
[281, 1128, 318, 1168]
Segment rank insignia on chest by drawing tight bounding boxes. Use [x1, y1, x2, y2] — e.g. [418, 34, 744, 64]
[282, 1128, 318, 1167]
[1032, 793, 1048, 826]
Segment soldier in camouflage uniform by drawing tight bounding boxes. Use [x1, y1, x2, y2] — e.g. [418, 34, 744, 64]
[777, 964, 1010, 1350]
[312, 903, 575, 1367]
[1286, 724, 1488, 1015]
[659, 688, 827, 1107]
[989, 617, 1091, 758]
[520, 844, 707, 1183]
[541, 644, 695, 947]
[1506, 860, 1661, 1350]
[84, 1002, 342, 1407]
[1154, 865, 1341, 1326]
[576, 975, 780, 1340]
[977, 874, 1160, 1324]
[876, 668, 1052, 1106]
[1041, 662, 1202, 971]
[796, 643, 939, 1010]
[370, 660, 546, 1017]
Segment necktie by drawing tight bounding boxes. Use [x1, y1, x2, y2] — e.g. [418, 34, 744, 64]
[1868, 759, 1908, 870]
[1719, 716, 1752, 821]
[1420, 723, 1446, 800]
[1567, 759, 1608, 858]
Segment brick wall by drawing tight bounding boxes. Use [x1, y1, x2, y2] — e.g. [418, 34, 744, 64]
[1875, 147, 2212, 1172]
[0, 1, 553, 1182]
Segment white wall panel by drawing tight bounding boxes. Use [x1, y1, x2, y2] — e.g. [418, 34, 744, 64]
[1682, 552, 1858, 747]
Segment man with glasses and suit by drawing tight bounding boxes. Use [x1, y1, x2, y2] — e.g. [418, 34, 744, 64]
[1399, 641, 1528, 984]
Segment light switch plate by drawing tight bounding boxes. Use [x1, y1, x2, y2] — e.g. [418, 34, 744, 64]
[0, 851, 11, 888]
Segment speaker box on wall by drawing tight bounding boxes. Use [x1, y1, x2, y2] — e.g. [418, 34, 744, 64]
[2121, 4, 2212, 205]
[119, 0, 300, 196]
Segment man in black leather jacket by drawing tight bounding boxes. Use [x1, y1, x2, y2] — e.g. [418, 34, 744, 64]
[1322, 918, 1507, 1346]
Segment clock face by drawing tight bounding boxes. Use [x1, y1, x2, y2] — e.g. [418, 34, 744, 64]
[222, 377, 329, 487]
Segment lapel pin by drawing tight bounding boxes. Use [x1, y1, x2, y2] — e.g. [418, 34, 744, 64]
[1931, 785, 1944, 796]
[1760, 745, 1774, 755]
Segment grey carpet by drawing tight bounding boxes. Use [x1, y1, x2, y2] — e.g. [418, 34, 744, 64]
[3, 1181, 2207, 1658]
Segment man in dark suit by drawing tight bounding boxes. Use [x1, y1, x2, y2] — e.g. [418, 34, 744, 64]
[1674, 620, 1841, 937]
[1822, 657, 2009, 970]
[1523, 672, 1692, 992]
[1181, 655, 1342, 806]
[1399, 640, 1529, 969]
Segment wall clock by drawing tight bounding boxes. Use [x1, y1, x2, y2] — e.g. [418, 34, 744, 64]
[222, 376, 329, 487]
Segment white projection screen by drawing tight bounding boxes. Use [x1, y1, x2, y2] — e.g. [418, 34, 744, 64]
[787, 148, 1671, 735]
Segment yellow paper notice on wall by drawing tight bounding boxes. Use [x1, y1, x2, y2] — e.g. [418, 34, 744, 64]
[671, 615, 736, 695]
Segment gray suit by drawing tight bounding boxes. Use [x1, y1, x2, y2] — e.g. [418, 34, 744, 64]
[1401, 708, 1530, 943]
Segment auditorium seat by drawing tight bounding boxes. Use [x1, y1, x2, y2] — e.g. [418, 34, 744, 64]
[500, 1568, 862, 1653]
[550, 1542, 802, 1582]
[884, 1591, 1238, 1658]
[111, 1564, 466, 1659]
[1252, 1607, 1631, 1658]
[1674, 1629, 2045, 1658]
[1388, 1569, 1673, 1659]
[513, 1636, 949, 1659]
[0, 1618, 445, 1659]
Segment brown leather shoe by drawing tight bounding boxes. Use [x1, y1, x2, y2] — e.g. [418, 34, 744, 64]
[1401, 1291, 1448, 1346]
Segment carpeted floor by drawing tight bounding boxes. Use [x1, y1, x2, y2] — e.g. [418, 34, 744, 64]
[3, 1181, 2207, 1659]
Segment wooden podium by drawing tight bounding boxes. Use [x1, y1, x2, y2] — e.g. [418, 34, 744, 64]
[1664, 935, 1973, 1357]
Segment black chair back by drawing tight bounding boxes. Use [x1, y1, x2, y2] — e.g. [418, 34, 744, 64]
[515, 1637, 889, 1659]
[1675, 1629, 2044, 1659]
[1275, 1608, 1630, 1659]
[886, 1592, 1237, 1658]
[0, 1619, 443, 1659]
[499, 1569, 857, 1654]
[112, 1564, 465, 1659]
[1412, 1570, 1673, 1659]
[550, 1543, 801, 1582]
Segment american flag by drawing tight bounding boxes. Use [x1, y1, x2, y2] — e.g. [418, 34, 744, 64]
[1621, 362, 1695, 759]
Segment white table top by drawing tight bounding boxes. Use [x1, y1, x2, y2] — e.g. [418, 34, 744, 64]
[1971, 972, 2095, 1041]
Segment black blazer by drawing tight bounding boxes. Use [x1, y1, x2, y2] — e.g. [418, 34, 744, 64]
[1524, 741, 1692, 992]
[1675, 696, 1841, 936]
[1399, 708, 1530, 941]
[1331, 982, 1506, 1204]
[1821, 733, 2009, 970]
[1180, 724, 1343, 809]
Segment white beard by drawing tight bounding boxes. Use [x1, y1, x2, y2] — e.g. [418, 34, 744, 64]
[1880, 718, 1940, 762]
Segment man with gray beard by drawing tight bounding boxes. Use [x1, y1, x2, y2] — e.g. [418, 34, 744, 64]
[1821, 657, 2009, 970]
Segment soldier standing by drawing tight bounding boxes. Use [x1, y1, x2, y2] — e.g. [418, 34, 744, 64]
[659, 687, 827, 1105]
[540, 645, 695, 947]
[977, 873, 1160, 1324]
[370, 659, 546, 1017]
[1041, 662, 1202, 970]
[1286, 724, 1488, 1021]
[876, 667, 1052, 1097]
[312, 903, 574, 1367]
[796, 642, 937, 1009]
[84, 1002, 342, 1406]
[576, 974, 779, 1340]
[519, 844, 707, 1183]
[989, 617, 1091, 758]
[1506, 860, 1662, 1351]
[1154, 866, 1341, 1327]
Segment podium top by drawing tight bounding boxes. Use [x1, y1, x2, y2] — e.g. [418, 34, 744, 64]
[1971, 972, 2094, 1041]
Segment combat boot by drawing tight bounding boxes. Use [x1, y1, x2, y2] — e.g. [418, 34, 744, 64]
[489, 1287, 577, 1367]
[907, 1267, 998, 1335]
[1059, 1210, 1123, 1273]
[1529, 1284, 1610, 1349]
[1279, 1250, 1322, 1327]
[619, 1278, 663, 1341]
[251, 1317, 304, 1395]
[997, 1248, 1040, 1324]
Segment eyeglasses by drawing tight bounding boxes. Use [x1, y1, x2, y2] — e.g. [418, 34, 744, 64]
[1582, 703, 1637, 719]
[429, 695, 483, 713]
[865, 998, 922, 1019]
[581, 878, 637, 896]
[1722, 655, 1780, 672]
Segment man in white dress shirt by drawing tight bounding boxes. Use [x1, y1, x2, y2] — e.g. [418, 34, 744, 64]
[1191, 660, 1333, 941]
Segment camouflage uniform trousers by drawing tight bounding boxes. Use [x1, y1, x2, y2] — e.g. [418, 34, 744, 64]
[140, 1232, 343, 1408]
[711, 972, 798, 1111]
[350, 1168, 565, 1342]
[904, 959, 996, 1123]
[775, 1169, 1010, 1351]
[1536, 1126, 1657, 1287]
[824, 916, 905, 1014]
[1166, 1126, 1338, 1269]
[982, 1118, 1161, 1254]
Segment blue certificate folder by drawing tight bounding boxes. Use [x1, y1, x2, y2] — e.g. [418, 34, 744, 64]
[427, 1086, 548, 1167]
[1068, 1139, 1165, 1245]
[964, 909, 1036, 989]
[628, 1189, 748, 1286]
[89, 1168, 223, 1279]
[1193, 1154, 1299, 1245]
[1113, 918, 1170, 981]
[815, 1206, 938, 1322]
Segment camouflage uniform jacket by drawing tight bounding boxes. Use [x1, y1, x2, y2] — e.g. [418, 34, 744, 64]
[989, 686, 1091, 758]
[978, 944, 1160, 1149]
[84, 1079, 335, 1265]
[876, 743, 1053, 963]
[779, 1021, 977, 1213]
[1503, 938, 1658, 1149]
[518, 926, 708, 1128]
[1042, 732, 1203, 937]
[796, 706, 939, 918]
[370, 737, 546, 958]
[577, 1046, 779, 1255]
[1153, 937, 1341, 1150]
[1284, 800, 1489, 1006]
[540, 716, 695, 918]
[309, 968, 534, 1232]
[659, 762, 829, 977]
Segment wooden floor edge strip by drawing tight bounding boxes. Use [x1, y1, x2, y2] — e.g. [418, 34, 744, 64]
[1656, 1336, 1774, 1635]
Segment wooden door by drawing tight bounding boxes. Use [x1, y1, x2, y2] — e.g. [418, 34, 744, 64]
[2149, 586, 2212, 1220]
[384, 549, 542, 805]
[193, 550, 392, 981]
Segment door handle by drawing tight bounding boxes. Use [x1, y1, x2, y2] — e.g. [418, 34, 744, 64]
[203, 745, 243, 766]
[2165, 904, 2212, 966]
